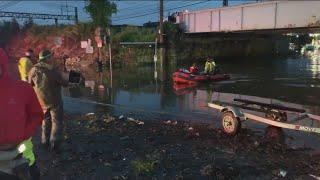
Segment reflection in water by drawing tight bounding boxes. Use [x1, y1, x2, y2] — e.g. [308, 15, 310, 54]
[63, 53, 320, 151]
[85, 80, 95, 94]
[309, 56, 320, 77]
[66, 56, 320, 115]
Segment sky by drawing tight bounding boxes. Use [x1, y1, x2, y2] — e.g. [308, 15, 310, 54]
[0, 0, 259, 26]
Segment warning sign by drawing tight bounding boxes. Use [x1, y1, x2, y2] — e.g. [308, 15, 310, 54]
[81, 41, 88, 49]
[86, 46, 93, 54]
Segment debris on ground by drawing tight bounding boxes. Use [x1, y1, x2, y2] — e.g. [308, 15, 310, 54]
[35, 113, 320, 179]
[279, 169, 287, 178]
[164, 120, 178, 125]
[85, 112, 95, 117]
[127, 117, 144, 125]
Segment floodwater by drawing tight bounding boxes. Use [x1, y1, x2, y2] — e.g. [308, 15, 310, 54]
[63, 52, 320, 152]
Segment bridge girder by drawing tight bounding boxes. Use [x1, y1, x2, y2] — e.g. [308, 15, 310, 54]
[0, 11, 75, 21]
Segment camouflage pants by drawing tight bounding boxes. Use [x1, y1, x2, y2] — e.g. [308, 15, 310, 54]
[41, 105, 64, 144]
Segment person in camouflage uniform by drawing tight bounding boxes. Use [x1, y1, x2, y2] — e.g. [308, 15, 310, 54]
[28, 50, 69, 152]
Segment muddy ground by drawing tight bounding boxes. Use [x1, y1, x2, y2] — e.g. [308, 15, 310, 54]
[34, 113, 320, 180]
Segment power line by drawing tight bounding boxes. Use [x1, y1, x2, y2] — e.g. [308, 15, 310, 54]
[116, 2, 148, 12]
[117, 1, 179, 13]
[0, 1, 12, 8]
[113, 1, 174, 19]
[0, 11, 77, 21]
[113, 1, 207, 21]
[113, 1, 210, 22]
[0, 1, 21, 10]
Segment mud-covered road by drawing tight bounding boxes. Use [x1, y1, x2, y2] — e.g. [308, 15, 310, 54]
[34, 113, 320, 180]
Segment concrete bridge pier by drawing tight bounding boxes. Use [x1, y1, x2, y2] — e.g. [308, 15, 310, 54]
[178, 33, 290, 58]
[244, 35, 289, 57]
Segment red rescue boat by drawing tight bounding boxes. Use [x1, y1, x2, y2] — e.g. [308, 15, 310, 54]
[173, 83, 198, 96]
[172, 71, 230, 84]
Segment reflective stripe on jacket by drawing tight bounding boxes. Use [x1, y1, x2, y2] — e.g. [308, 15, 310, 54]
[18, 57, 33, 82]
[18, 138, 35, 166]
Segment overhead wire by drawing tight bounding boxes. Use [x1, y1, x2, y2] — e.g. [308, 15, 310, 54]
[116, 1, 149, 12]
[113, 1, 205, 21]
[112, 1, 180, 19]
[112, 1, 173, 19]
[0, 1, 21, 11]
[113, 1, 210, 22]
[0, 1, 12, 8]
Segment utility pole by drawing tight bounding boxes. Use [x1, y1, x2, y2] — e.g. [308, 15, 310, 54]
[223, 0, 228, 6]
[74, 7, 78, 24]
[159, 0, 164, 44]
[108, 28, 113, 88]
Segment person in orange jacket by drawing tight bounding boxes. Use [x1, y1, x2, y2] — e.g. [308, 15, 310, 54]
[0, 48, 43, 179]
[189, 63, 199, 75]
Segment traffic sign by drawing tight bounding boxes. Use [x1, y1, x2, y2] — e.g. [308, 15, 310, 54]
[86, 46, 93, 54]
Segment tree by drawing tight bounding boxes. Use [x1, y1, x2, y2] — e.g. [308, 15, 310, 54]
[10, 18, 20, 33]
[22, 17, 34, 31]
[85, 0, 117, 28]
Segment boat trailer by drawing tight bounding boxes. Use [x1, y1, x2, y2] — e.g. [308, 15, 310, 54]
[208, 98, 320, 135]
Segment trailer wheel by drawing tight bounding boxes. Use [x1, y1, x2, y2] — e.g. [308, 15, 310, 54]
[222, 111, 241, 136]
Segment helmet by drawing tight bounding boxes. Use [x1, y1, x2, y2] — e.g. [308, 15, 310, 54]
[39, 49, 52, 61]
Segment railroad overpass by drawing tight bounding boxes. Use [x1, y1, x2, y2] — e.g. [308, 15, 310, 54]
[176, 1, 320, 34]
[172, 1, 320, 57]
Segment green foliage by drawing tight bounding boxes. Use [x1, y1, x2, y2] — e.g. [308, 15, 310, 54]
[63, 23, 95, 41]
[0, 18, 20, 45]
[22, 17, 34, 31]
[131, 159, 158, 175]
[85, 0, 117, 28]
[111, 26, 156, 62]
[163, 21, 183, 45]
[10, 18, 20, 33]
[25, 23, 155, 45]
[26, 23, 95, 42]
[0, 17, 156, 63]
[112, 26, 156, 42]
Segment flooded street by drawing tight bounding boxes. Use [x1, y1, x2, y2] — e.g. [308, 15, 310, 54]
[4, 1, 320, 179]
[62, 53, 320, 152]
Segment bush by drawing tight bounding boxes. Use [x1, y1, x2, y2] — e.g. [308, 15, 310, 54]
[112, 26, 156, 42]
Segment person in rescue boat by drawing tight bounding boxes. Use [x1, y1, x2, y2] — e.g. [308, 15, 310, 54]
[28, 49, 69, 152]
[204, 57, 216, 74]
[0, 48, 43, 180]
[18, 49, 34, 82]
[189, 63, 199, 75]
